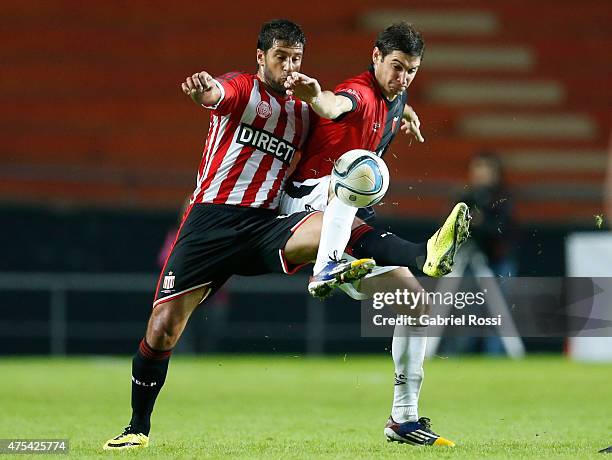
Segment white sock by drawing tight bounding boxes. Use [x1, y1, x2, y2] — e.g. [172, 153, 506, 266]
[391, 324, 427, 423]
[313, 197, 358, 274]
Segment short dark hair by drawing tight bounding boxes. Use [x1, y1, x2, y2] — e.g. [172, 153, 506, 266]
[375, 22, 424, 59]
[257, 19, 306, 52]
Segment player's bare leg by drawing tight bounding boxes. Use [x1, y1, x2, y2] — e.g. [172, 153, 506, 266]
[359, 267, 455, 447]
[283, 211, 368, 262]
[146, 288, 209, 350]
[282, 212, 324, 263]
[103, 288, 208, 450]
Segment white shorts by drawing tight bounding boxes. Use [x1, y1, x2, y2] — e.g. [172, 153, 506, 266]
[279, 177, 332, 215]
[280, 177, 399, 300]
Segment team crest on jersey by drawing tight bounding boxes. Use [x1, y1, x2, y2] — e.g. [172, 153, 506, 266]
[256, 101, 272, 119]
[392, 116, 399, 132]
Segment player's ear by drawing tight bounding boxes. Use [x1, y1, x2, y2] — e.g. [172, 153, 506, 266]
[372, 47, 382, 64]
[256, 49, 266, 68]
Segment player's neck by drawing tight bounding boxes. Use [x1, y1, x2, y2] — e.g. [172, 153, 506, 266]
[382, 90, 398, 101]
[373, 72, 398, 102]
[256, 73, 287, 99]
[378, 83, 398, 102]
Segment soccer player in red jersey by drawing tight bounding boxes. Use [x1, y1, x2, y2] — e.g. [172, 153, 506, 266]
[282, 22, 469, 296]
[281, 23, 469, 445]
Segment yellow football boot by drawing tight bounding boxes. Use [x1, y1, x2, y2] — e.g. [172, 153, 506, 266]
[103, 426, 149, 451]
[423, 202, 471, 277]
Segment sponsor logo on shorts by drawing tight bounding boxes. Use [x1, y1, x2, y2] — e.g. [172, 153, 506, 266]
[236, 123, 296, 165]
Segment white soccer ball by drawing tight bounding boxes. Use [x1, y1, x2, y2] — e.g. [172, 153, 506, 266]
[331, 149, 390, 208]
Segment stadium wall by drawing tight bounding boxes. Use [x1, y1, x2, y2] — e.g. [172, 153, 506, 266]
[0, 205, 585, 356]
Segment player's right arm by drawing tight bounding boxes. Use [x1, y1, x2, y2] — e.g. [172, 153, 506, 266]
[309, 91, 354, 120]
[181, 71, 222, 108]
[284, 72, 353, 120]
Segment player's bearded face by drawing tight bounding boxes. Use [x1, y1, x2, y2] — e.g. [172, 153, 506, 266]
[258, 41, 304, 95]
[374, 50, 421, 100]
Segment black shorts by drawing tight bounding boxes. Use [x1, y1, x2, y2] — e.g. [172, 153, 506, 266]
[153, 203, 318, 307]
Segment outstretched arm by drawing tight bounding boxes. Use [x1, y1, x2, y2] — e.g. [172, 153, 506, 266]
[284, 72, 353, 120]
[401, 105, 425, 143]
[181, 71, 222, 108]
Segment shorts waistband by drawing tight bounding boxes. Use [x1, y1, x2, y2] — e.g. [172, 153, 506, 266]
[193, 202, 278, 215]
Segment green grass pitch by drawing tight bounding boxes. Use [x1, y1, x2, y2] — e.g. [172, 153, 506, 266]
[1, 355, 610, 459]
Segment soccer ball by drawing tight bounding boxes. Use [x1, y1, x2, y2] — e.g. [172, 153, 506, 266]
[331, 149, 390, 208]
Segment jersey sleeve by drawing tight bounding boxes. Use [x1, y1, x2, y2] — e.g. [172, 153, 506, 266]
[203, 72, 252, 115]
[333, 82, 367, 121]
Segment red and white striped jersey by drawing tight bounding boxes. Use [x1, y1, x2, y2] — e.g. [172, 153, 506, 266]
[191, 72, 313, 209]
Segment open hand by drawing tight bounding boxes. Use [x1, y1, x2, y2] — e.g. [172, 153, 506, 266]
[284, 72, 321, 103]
[401, 105, 425, 143]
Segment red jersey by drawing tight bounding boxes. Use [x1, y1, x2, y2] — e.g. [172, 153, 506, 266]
[191, 72, 312, 209]
[291, 68, 407, 182]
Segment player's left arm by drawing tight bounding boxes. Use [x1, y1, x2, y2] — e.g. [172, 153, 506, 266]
[401, 104, 425, 143]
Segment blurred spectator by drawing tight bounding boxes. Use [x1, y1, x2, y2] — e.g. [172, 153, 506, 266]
[460, 151, 518, 277]
[447, 152, 519, 355]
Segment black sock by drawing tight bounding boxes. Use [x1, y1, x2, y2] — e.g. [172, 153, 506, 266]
[130, 338, 172, 435]
[349, 225, 427, 275]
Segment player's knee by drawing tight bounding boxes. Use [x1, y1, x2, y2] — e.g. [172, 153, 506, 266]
[146, 303, 186, 349]
[146, 288, 207, 348]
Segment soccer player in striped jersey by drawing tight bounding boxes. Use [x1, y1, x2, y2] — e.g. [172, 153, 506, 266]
[103, 19, 375, 451]
[281, 23, 468, 446]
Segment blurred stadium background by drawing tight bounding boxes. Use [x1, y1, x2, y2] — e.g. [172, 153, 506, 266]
[1, 3, 611, 357]
[2, 1, 612, 457]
